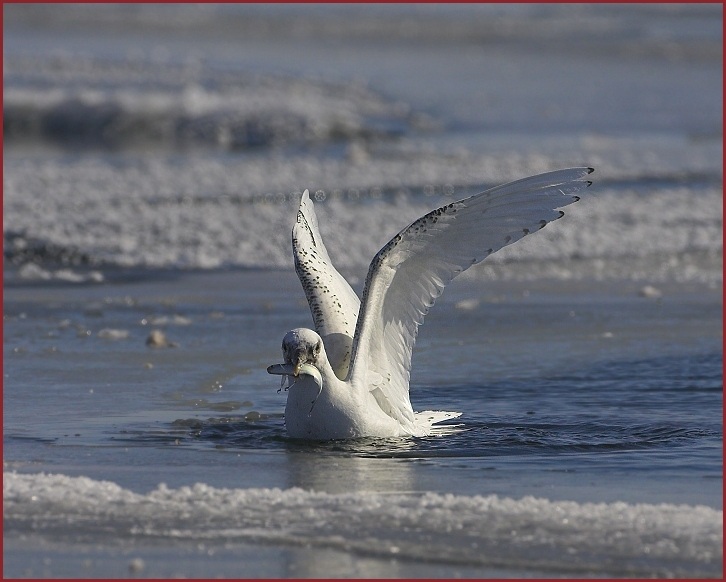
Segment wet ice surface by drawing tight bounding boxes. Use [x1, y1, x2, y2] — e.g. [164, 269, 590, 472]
[3, 3, 723, 579]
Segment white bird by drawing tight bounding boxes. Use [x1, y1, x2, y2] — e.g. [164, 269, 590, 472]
[268, 167, 593, 440]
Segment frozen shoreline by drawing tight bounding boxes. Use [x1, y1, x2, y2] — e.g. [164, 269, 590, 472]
[4, 471, 722, 579]
[4, 142, 723, 282]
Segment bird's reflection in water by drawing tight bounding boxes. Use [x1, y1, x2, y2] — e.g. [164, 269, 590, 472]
[282, 436, 421, 494]
[280, 436, 422, 578]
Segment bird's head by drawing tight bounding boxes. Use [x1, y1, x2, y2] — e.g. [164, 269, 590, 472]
[282, 328, 324, 374]
[267, 328, 324, 387]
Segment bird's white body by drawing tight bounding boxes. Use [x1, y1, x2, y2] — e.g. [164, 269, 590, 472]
[268, 168, 593, 440]
[272, 330, 458, 439]
[283, 364, 401, 440]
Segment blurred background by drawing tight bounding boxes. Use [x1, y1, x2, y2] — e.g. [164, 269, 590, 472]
[3, 2, 722, 284]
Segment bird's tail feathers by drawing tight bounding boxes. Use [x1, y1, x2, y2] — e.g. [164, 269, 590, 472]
[415, 410, 464, 435]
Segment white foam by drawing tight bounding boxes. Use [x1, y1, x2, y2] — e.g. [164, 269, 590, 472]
[3, 150, 722, 284]
[4, 471, 722, 576]
[17, 263, 105, 283]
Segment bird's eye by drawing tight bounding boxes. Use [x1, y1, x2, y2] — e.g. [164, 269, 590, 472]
[314, 342, 321, 356]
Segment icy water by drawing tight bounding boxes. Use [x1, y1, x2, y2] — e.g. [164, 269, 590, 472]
[3, 3, 723, 579]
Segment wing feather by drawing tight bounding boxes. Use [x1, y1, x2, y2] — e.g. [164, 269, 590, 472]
[348, 168, 594, 427]
[292, 190, 361, 379]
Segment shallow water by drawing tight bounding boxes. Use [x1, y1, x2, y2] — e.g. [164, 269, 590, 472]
[4, 272, 722, 577]
[3, 3, 723, 579]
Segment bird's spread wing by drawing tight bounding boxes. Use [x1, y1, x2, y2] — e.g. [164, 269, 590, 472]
[293, 190, 361, 379]
[348, 168, 594, 428]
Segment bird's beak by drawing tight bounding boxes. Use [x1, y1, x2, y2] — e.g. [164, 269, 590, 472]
[292, 350, 307, 376]
[267, 362, 323, 388]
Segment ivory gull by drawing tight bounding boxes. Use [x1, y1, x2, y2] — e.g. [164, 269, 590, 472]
[268, 167, 593, 439]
